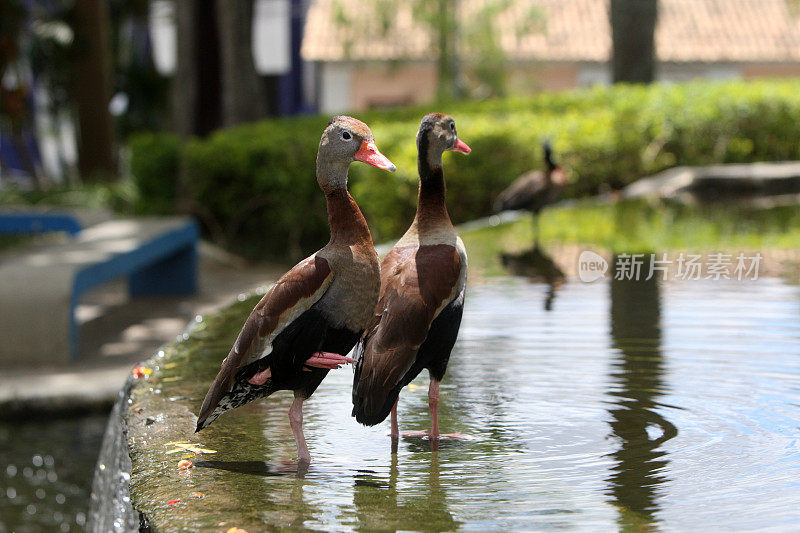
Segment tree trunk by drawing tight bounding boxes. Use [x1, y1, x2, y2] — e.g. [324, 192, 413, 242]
[71, 0, 116, 180]
[194, 0, 222, 135]
[610, 0, 658, 84]
[171, 0, 199, 137]
[436, 0, 460, 100]
[216, 0, 267, 126]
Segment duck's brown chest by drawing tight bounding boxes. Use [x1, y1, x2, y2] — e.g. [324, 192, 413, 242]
[317, 245, 380, 332]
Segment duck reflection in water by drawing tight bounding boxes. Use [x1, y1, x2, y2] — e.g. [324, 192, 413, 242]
[500, 245, 565, 310]
[606, 255, 677, 528]
[353, 450, 458, 531]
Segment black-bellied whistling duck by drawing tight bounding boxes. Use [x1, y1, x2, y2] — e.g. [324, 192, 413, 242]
[351, 113, 471, 441]
[196, 116, 396, 463]
[493, 141, 567, 242]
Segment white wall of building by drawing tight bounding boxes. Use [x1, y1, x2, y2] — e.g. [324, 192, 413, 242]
[319, 63, 353, 114]
[577, 61, 742, 88]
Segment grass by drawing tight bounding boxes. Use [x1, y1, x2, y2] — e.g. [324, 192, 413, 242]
[461, 199, 800, 274]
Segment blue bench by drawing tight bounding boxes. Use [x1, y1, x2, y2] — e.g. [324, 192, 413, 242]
[0, 211, 83, 235]
[0, 217, 199, 363]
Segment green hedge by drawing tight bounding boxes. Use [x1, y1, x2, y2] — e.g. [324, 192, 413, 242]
[129, 79, 800, 259]
[129, 131, 182, 214]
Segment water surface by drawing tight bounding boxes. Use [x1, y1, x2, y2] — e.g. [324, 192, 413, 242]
[124, 269, 800, 531]
[0, 414, 106, 532]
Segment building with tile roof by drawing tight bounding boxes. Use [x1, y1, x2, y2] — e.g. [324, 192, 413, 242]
[301, 0, 800, 112]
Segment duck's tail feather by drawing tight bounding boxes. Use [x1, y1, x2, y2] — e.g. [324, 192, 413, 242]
[195, 377, 276, 432]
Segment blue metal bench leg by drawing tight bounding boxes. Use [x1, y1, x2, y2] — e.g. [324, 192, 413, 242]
[129, 244, 198, 296]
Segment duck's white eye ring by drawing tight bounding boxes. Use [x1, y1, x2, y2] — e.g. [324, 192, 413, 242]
[449, 122, 455, 131]
[341, 131, 353, 141]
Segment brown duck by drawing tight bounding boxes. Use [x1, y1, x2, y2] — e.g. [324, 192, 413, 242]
[352, 113, 470, 440]
[196, 116, 396, 463]
[493, 141, 567, 243]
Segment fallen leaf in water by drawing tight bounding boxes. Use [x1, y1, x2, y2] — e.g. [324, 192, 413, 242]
[164, 442, 217, 455]
[226, 528, 248, 533]
[177, 460, 193, 470]
[190, 491, 205, 499]
[163, 362, 179, 369]
[161, 376, 180, 382]
[167, 499, 180, 506]
[408, 384, 420, 391]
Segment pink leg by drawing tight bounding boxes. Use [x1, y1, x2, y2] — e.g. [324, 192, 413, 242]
[390, 400, 399, 440]
[398, 380, 465, 441]
[303, 351, 354, 370]
[289, 393, 311, 463]
[429, 380, 440, 440]
[248, 367, 271, 386]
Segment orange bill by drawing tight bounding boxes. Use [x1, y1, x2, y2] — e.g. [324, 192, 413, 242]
[450, 138, 471, 154]
[354, 141, 397, 172]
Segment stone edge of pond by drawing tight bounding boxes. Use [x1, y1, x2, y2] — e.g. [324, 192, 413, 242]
[88, 317, 203, 533]
[88, 374, 153, 532]
[105, 311, 219, 533]
[87, 290, 271, 532]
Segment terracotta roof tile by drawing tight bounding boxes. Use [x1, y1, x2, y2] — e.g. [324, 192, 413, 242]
[302, 0, 800, 63]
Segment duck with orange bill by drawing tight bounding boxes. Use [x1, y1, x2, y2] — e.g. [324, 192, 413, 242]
[195, 116, 396, 464]
[352, 113, 471, 441]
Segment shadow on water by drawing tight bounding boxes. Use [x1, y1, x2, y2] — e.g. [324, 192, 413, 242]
[606, 254, 678, 529]
[500, 245, 565, 310]
[352, 451, 459, 531]
[194, 460, 309, 478]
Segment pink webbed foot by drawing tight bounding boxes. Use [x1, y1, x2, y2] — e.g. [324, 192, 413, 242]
[302, 351, 354, 371]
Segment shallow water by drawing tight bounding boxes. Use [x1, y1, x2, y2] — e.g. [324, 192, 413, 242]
[118, 266, 800, 531]
[0, 414, 106, 532]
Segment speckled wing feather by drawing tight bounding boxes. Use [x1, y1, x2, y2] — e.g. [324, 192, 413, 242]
[196, 254, 333, 427]
[353, 244, 461, 422]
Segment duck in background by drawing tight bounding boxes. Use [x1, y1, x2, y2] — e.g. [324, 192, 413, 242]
[493, 140, 567, 244]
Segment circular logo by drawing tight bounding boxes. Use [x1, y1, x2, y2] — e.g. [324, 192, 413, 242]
[578, 250, 608, 283]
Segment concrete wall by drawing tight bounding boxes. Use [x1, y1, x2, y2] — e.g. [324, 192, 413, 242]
[319, 63, 353, 113]
[351, 63, 438, 110]
[742, 63, 800, 79]
[315, 60, 800, 113]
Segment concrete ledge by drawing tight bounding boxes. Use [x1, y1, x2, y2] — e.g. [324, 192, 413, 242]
[0, 364, 131, 419]
[623, 161, 800, 204]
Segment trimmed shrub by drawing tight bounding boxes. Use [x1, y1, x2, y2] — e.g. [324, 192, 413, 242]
[182, 116, 330, 259]
[129, 132, 182, 214]
[129, 79, 800, 259]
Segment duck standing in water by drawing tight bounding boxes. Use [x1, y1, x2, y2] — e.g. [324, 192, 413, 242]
[352, 113, 470, 440]
[196, 116, 396, 463]
[493, 141, 567, 243]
